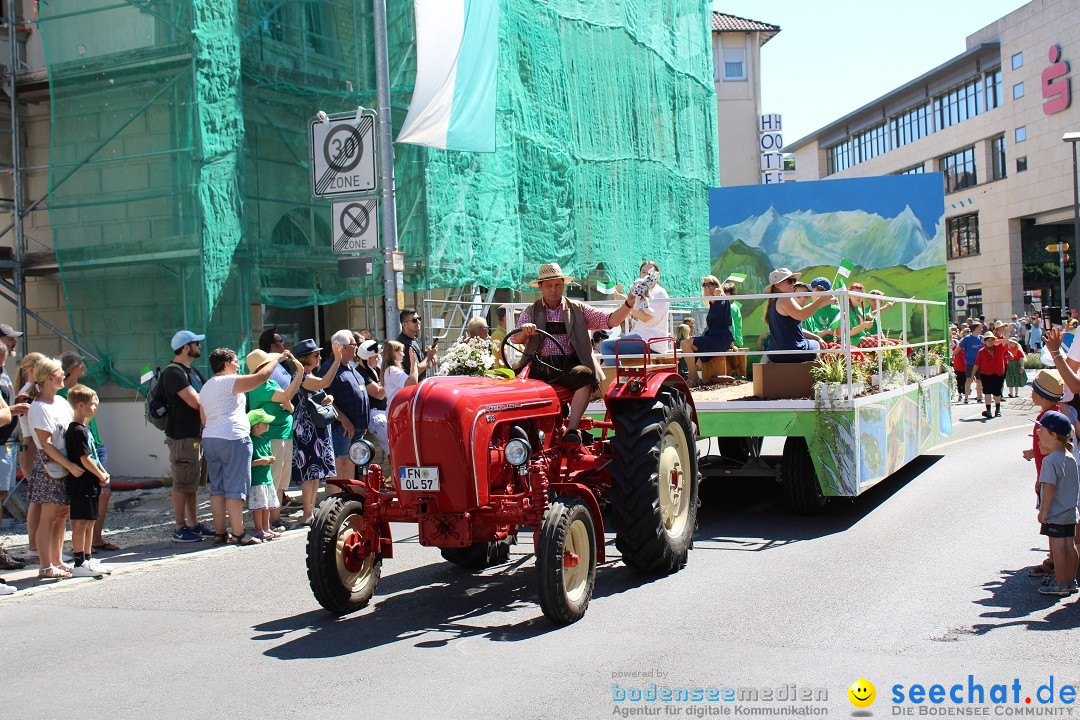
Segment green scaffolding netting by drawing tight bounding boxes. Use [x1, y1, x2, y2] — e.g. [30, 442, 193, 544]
[37, 0, 719, 388]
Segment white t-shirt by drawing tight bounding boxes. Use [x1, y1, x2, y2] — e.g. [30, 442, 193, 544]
[1062, 339, 1080, 402]
[385, 366, 408, 407]
[632, 283, 671, 351]
[16, 381, 33, 441]
[28, 395, 74, 456]
[200, 375, 248, 440]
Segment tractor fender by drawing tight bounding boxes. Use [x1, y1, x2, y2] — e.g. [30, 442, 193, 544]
[606, 374, 698, 431]
[539, 482, 606, 563]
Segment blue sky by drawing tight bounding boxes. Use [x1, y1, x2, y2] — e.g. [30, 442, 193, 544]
[709, 174, 947, 234]
[712, 0, 1031, 143]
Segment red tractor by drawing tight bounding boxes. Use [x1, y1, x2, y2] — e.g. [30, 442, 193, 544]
[306, 330, 699, 623]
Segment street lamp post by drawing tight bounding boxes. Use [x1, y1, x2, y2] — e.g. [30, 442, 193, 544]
[1063, 132, 1080, 317]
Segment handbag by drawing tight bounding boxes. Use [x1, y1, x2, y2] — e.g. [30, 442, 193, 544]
[306, 390, 338, 429]
[44, 458, 69, 480]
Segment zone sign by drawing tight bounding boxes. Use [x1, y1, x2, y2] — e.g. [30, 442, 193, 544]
[309, 112, 377, 198]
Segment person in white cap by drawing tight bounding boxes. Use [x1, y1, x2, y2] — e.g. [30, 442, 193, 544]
[516, 262, 637, 445]
[163, 329, 209, 543]
[763, 268, 832, 363]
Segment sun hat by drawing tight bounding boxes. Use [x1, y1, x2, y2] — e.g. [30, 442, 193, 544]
[1030, 369, 1064, 402]
[356, 339, 380, 360]
[981, 333, 997, 342]
[529, 262, 575, 287]
[247, 408, 275, 427]
[767, 268, 800, 286]
[809, 277, 831, 291]
[292, 338, 320, 358]
[245, 349, 280, 374]
[1035, 409, 1072, 437]
[171, 330, 205, 351]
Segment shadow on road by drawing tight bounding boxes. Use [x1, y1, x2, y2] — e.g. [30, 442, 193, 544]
[253, 541, 668, 659]
[693, 454, 942, 551]
[970, 562, 1079, 635]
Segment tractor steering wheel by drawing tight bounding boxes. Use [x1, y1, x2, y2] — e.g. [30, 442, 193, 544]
[502, 326, 570, 376]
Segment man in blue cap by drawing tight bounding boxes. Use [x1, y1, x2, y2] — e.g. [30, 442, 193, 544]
[802, 277, 841, 341]
[162, 329, 210, 543]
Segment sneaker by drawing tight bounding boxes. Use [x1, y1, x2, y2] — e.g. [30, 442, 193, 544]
[562, 428, 582, 445]
[1066, 579, 1079, 595]
[0, 547, 26, 570]
[995, 409, 1001, 417]
[86, 559, 112, 575]
[192, 523, 217, 539]
[172, 527, 202, 543]
[0, 580, 15, 595]
[1038, 582, 1072, 597]
[271, 523, 287, 534]
[71, 563, 103, 578]
[981, 409, 992, 419]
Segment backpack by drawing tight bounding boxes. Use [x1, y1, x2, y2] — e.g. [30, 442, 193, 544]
[145, 363, 178, 432]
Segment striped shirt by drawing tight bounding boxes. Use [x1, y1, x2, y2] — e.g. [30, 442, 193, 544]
[518, 303, 612, 356]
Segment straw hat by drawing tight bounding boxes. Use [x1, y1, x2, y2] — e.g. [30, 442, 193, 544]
[529, 262, 575, 287]
[245, 349, 281, 373]
[767, 268, 800, 286]
[1031, 370, 1064, 402]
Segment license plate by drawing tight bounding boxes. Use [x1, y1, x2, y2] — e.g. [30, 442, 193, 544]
[399, 466, 440, 492]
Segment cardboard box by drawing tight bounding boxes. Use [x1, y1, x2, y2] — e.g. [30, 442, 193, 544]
[751, 361, 815, 399]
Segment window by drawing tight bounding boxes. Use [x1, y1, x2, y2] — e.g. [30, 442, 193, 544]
[965, 288, 983, 319]
[853, 121, 889, 164]
[984, 69, 1002, 110]
[991, 136, 1006, 181]
[1011, 51, 1023, 70]
[934, 77, 985, 130]
[896, 163, 925, 175]
[1017, 156, 1028, 172]
[826, 140, 853, 175]
[891, 102, 933, 149]
[1013, 82, 1025, 100]
[723, 48, 746, 80]
[940, 146, 977, 193]
[1015, 125, 1027, 143]
[947, 214, 980, 258]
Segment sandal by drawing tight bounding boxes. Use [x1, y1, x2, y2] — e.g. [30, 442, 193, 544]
[92, 542, 120, 552]
[38, 565, 71, 579]
[229, 532, 262, 546]
[212, 533, 229, 545]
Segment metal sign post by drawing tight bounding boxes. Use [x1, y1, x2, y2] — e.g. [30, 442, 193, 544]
[373, 0, 403, 340]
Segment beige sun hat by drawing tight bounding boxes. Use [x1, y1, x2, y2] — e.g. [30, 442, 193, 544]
[245, 349, 281, 374]
[529, 262, 576, 287]
[767, 267, 801, 286]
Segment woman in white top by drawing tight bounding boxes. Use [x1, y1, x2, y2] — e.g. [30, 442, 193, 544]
[382, 340, 418, 408]
[27, 357, 84, 578]
[200, 347, 285, 545]
[13, 351, 44, 562]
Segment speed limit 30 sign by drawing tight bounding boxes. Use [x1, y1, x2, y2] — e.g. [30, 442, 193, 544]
[309, 112, 377, 197]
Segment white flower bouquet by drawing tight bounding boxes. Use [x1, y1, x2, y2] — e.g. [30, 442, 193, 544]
[439, 336, 498, 376]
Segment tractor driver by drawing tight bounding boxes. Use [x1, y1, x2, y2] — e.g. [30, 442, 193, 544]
[516, 262, 637, 444]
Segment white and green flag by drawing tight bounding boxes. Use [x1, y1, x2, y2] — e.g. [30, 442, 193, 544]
[139, 365, 154, 384]
[396, 0, 499, 152]
[833, 258, 854, 289]
[724, 273, 747, 284]
[596, 278, 618, 295]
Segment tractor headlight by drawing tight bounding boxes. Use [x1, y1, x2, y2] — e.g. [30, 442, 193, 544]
[504, 438, 531, 467]
[348, 438, 375, 467]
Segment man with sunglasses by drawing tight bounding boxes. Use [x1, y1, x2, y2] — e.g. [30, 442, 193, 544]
[162, 330, 210, 542]
[397, 308, 437, 381]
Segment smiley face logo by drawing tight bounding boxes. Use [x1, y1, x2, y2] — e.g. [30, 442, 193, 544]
[848, 679, 876, 708]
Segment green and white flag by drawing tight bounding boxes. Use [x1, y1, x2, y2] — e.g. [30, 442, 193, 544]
[596, 278, 618, 295]
[724, 273, 747, 284]
[139, 365, 154, 384]
[833, 258, 854, 289]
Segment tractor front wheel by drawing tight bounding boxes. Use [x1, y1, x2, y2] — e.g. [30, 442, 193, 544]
[611, 389, 699, 573]
[537, 498, 596, 624]
[306, 494, 382, 615]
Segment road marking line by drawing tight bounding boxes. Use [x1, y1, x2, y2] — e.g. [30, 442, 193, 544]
[936, 422, 1029, 450]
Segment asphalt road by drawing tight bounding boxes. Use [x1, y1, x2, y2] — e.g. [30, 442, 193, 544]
[3, 396, 1078, 720]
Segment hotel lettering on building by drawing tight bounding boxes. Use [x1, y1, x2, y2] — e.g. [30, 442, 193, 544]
[788, 0, 1078, 322]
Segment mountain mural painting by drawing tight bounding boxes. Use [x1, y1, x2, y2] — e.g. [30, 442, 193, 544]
[708, 174, 948, 346]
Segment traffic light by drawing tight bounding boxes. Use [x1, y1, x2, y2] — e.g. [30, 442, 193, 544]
[1047, 243, 1071, 252]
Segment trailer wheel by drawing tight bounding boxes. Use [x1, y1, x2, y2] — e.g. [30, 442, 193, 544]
[440, 535, 516, 569]
[782, 436, 828, 515]
[306, 494, 381, 615]
[611, 388, 700, 573]
[537, 498, 596, 624]
[716, 436, 763, 463]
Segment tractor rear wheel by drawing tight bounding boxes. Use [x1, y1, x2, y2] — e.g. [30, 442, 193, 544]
[306, 494, 381, 615]
[782, 436, 829, 515]
[611, 389, 699, 573]
[440, 535, 516, 569]
[537, 498, 596, 624]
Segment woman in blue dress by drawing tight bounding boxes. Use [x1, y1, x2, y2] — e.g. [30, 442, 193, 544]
[290, 338, 341, 525]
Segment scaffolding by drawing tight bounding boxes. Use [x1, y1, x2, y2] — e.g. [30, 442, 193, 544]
[15, 0, 718, 389]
